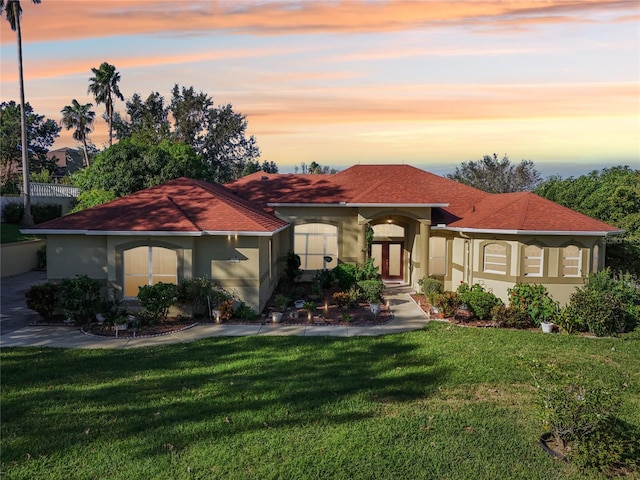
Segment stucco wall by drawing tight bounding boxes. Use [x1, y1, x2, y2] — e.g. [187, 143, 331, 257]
[0, 239, 45, 277]
[47, 235, 108, 281]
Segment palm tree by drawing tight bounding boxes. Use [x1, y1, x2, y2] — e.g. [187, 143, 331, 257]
[61, 100, 95, 167]
[2, 0, 41, 226]
[88, 62, 124, 147]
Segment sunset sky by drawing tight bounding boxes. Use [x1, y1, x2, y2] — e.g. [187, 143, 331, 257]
[1, 0, 638, 177]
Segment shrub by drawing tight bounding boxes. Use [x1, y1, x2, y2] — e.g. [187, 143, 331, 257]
[25, 282, 60, 321]
[491, 304, 534, 329]
[234, 302, 256, 321]
[508, 283, 557, 326]
[3, 202, 24, 224]
[333, 263, 359, 290]
[332, 291, 350, 308]
[58, 275, 102, 324]
[137, 282, 177, 324]
[567, 288, 626, 337]
[356, 258, 380, 282]
[302, 301, 316, 313]
[36, 245, 46, 269]
[457, 283, 503, 320]
[0, 176, 20, 195]
[418, 276, 443, 304]
[357, 279, 384, 304]
[70, 189, 117, 213]
[31, 203, 62, 224]
[584, 269, 639, 333]
[313, 269, 334, 289]
[433, 291, 460, 317]
[175, 277, 230, 318]
[284, 251, 301, 284]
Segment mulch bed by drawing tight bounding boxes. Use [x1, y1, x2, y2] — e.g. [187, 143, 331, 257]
[82, 317, 198, 338]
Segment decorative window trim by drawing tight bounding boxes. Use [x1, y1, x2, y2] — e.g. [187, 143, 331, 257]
[482, 241, 509, 275]
[523, 244, 544, 277]
[561, 244, 582, 278]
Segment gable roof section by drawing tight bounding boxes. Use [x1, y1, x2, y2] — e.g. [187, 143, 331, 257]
[444, 192, 622, 235]
[228, 165, 489, 210]
[25, 177, 288, 236]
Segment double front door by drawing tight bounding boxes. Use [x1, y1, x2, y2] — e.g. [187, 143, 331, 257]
[371, 242, 403, 280]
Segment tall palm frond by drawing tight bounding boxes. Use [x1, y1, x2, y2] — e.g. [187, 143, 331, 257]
[61, 100, 95, 167]
[88, 62, 124, 147]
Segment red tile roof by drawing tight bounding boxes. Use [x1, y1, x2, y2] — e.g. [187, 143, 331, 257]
[447, 192, 621, 233]
[29, 177, 288, 234]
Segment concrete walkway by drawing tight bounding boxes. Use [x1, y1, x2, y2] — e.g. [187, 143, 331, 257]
[0, 271, 429, 349]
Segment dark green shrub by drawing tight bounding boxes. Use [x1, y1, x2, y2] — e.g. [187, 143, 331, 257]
[175, 277, 230, 318]
[3, 202, 24, 224]
[491, 304, 534, 329]
[274, 294, 290, 310]
[357, 279, 384, 304]
[58, 275, 102, 324]
[583, 269, 639, 333]
[333, 263, 359, 290]
[285, 251, 301, 284]
[313, 269, 334, 289]
[418, 276, 443, 304]
[0, 177, 20, 195]
[434, 291, 460, 317]
[31, 203, 62, 224]
[36, 245, 46, 269]
[567, 288, 626, 337]
[356, 258, 380, 282]
[137, 282, 177, 324]
[234, 302, 256, 321]
[457, 283, 503, 320]
[25, 282, 59, 321]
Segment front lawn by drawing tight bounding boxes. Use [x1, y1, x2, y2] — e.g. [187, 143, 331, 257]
[1, 324, 639, 479]
[0, 223, 37, 244]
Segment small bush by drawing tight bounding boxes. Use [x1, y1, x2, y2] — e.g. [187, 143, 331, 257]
[31, 203, 62, 224]
[356, 258, 380, 282]
[25, 282, 59, 321]
[3, 202, 24, 224]
[313, 269, 334, 289]
[274, 294, 290, 310]
[418, 276, 443, 304]
[567, 289, 626, 337]
[433, 291, 460, 317]
[58, 275, 102, 324]
[284, 251, 301, 284]
[508, 283, 557, 326]
[332, 291, 350, 308]
[491, 305, 535, 329]
[175, 277, 230, 318]
[584, 269, 640, 333]
[357, 279, 384, 304]
[333, 263, 359, 290]
[234, 302, 256, 321]
[457, 283, 503, 320]
[36, 245, 46, 269]
[137, 282, 177, 324]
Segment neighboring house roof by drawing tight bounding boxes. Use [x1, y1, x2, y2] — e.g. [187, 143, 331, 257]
[443, 191, 623, 235]
[24, 177, 288, 236]
[46, 147, 84, 177]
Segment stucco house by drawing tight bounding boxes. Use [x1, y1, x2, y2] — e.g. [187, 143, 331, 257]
[23, 164, 622, 312]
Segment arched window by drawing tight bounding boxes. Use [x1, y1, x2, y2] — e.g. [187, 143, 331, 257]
[294, 223, 338, 270]
[562, 245, 581, 277]
[483, 243, 507, 274]
[123, 246, 178, 297]
[524, 245, 543, 277]
[429, 236, 448, 276]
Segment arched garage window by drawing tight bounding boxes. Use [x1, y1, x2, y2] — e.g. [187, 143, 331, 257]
[294, 223, 338, 270]
[123, 246, 178, 297]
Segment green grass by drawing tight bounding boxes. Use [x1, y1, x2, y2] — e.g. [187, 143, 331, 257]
[0, 223, 37, 244]
[2, 324, 639, 479]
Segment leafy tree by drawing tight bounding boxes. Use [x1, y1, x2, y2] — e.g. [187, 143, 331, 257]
[242, 159, 279, 176]
[70, 188, 117, 213]
[2, 0, 42, 224]
[72, 138, 205, 197]
[535, 166, 640, 275]
[61, 100, 95, 167]
[294, 161, 337, 174]
[1, 101, 60, 185]
[113, 91, 170, 144]
[113, 84, 263, 182]
[447, 153, 542, 193]
[88, 62, 124, 147]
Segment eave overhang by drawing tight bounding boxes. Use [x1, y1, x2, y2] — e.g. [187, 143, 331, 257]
[431, 226, 625, 237]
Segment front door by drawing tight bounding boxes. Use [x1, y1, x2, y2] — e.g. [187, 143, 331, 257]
[371, 242, 403, 280]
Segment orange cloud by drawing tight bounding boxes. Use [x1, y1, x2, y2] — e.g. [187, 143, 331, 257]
[2, 1, 636, 44]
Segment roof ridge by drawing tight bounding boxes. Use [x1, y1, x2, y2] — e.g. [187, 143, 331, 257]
[165, 195, 203, 231]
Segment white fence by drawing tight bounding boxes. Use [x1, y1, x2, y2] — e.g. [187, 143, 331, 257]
[25, 183, 79, 198]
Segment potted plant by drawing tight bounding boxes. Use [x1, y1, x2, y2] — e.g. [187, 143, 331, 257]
[530, 295, 558, 333]
[113, 316, 128, 331]
[272, 294, 289, 323]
